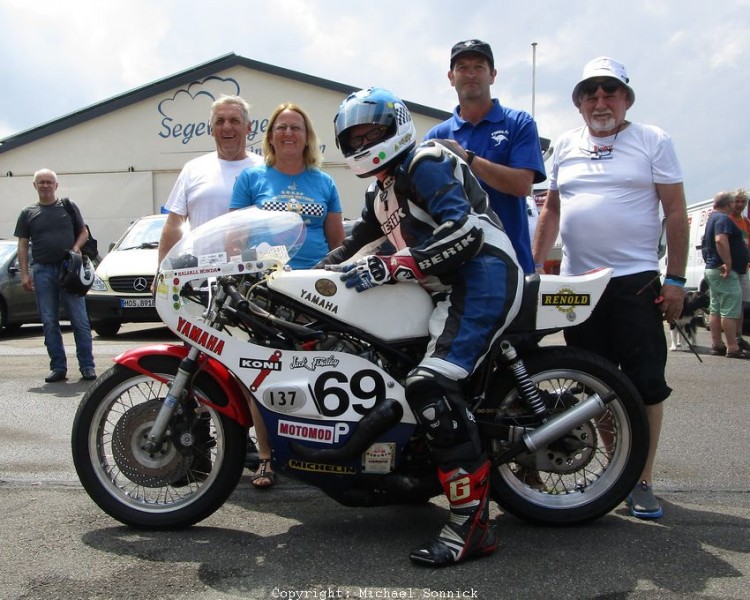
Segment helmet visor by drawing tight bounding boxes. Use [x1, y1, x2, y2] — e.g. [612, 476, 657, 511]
[335, 99, 396, 156]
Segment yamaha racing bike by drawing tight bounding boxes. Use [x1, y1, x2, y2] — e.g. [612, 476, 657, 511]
[71, 207, 649, 529]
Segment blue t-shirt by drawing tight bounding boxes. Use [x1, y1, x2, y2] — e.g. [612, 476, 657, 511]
[703, 211, 749, 273]
[424, 99, 546, 273]
[230, 165, 342, 268]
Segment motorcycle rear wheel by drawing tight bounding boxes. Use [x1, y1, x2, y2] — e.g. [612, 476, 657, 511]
[485, 346, 649, 525]
[71, 359, 247, 529]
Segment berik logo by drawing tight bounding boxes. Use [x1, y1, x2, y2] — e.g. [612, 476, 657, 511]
[239, 357, 282, 370]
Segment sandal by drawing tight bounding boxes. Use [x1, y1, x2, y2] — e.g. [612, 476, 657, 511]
[726, 349, 749, 359]
[250, 458, 277, 489]
[710, 345, 727, 356]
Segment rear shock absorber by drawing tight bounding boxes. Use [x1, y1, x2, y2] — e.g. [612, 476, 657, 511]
[499, 340, 548, 420]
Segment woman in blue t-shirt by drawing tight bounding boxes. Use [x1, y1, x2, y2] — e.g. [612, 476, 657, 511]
[230, 103, 345, 487]
[231, 103, 345, 268]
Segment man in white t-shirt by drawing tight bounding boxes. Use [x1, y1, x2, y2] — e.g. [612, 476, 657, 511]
[157, 95, 262, 265]
[533, 57, 689, 520]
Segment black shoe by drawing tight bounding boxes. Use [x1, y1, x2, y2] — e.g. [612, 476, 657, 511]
[80, 368, 97, 381]
[44, 370, 67, 383]
[737, 337, 750, 352]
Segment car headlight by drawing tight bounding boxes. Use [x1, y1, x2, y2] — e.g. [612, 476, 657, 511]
[90, 275, 108, 292]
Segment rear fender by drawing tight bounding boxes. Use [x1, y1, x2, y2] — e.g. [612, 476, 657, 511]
[113, 344, 252, 427]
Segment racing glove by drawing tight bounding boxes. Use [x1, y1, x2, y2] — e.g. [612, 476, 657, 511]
[340, 255, 423, 293]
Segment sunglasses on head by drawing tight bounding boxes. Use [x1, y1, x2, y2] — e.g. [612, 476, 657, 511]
[580, 80, 622, 96]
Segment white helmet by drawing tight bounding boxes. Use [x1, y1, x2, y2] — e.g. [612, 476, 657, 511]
[334, 88, 416, 177]
[59, 251, 95, 296]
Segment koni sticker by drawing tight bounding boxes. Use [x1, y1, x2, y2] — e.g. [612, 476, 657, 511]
[250, 350, 282, 392]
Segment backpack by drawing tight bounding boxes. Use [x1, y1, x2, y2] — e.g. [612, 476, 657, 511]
[61, 198, 99, 262]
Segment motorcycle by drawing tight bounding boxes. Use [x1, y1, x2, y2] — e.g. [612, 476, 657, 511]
[72, 207, 649, 529]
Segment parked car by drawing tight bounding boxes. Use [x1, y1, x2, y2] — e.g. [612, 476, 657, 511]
[86, 214, 181, 337]
[0, 240, 41, 332]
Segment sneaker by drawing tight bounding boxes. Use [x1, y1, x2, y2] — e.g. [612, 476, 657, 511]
[627, 480, 663, 519]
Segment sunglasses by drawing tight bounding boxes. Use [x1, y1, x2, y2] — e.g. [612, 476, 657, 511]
[579, 80, 622, 97]
[348, 126, 388, 150]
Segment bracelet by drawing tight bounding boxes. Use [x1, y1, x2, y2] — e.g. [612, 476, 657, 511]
[663, 277, 685, 288]
[465, 150, 475, 166]
[534, 263, 544, 269]
[665, 273, 686, 283]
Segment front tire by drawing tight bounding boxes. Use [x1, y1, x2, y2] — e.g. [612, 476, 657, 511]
[484, 346, 649, 525]
[71, 359, 247, 528]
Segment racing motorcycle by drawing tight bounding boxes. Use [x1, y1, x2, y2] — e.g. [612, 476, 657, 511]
[71, 207, 649, 529]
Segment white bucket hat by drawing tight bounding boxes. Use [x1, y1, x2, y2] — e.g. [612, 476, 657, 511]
[572, 56, 635, 107]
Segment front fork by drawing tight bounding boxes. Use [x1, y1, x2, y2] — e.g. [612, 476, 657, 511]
[145, 283, 229, 452]
[144, 345, 201, 453]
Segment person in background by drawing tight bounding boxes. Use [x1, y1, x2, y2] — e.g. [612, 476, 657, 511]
[728, 188, 750, 349]
[703, 191, 749, 358]
[158, 96, 262, 265]
[14, 169, 97, 383]
[156, 94, 262, 478]
[157, 95, 262, 266]
[321, 87, 523, 567]
[230, 102, 345, 488]
[532, 57, 689, 519]
[424, 39, 546, 274]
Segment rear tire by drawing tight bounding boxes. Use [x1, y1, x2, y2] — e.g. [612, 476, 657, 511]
[71, 359, 247, 528]
[483, 346, 649, 525]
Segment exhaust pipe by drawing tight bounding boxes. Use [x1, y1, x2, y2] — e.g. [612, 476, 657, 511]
[290, 398, 404, 462]
[523, 393, 607, 452]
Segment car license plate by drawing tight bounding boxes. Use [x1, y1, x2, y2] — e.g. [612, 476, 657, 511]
[120, 298, 154, 308]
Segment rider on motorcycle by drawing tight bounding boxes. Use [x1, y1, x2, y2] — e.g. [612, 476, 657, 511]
[321, 87, 524, 567]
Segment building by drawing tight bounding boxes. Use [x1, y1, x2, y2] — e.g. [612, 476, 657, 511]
[0, 53, 450, 250]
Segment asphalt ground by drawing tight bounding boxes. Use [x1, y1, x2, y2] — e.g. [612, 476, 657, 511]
[0, 322, 747, 599]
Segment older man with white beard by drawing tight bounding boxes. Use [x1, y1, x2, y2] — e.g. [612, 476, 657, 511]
[533, 57, 689, 520]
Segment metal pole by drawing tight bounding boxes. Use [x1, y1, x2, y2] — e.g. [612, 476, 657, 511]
[531, 42, 538, 118]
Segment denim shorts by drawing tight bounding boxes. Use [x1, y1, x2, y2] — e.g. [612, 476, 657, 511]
[705, 268, 742, 319]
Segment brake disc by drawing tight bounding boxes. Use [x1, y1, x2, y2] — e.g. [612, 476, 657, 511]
[112, 399, 190, 487]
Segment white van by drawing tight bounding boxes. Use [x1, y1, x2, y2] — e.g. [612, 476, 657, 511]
[682, 198, 713, 293]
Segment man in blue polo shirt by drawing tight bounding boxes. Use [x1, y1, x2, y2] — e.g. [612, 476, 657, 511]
[425, 39, 546, 273]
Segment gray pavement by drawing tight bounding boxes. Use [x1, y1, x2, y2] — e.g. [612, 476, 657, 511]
[0, 323, 748, 599]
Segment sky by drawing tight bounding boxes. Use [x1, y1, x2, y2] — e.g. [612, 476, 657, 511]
[1, 0, 749, 205]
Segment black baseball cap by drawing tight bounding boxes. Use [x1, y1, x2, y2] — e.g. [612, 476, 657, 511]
[450, 39, 494, 70]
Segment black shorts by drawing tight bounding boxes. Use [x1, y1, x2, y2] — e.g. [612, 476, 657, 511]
[563, 271, 671, 406]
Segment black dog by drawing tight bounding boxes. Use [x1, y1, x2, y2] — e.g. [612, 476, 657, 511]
[669, 290, 710, 351]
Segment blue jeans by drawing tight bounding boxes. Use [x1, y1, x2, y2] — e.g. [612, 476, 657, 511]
[33, 262, 95, 373]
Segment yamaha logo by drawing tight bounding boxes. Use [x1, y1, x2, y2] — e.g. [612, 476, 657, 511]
[133, 277, 149, 292]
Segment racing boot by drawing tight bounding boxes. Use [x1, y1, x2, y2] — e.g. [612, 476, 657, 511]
[409, 459, 496, 567]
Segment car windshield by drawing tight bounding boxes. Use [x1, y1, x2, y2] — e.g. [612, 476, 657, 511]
[117, 217, 168, 251]
[0, 242, 17, 263]
[160, 207, 306, 271]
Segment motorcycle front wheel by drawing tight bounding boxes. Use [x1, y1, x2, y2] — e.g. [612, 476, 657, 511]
[484, 345, 649, 525]
[71, 359, 247, 529]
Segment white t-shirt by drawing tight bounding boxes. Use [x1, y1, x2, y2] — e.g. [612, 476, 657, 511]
[549, 122, 683, 277]
[164, 151, 262, 227]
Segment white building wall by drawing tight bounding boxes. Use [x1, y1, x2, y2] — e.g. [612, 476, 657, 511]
[0, 63, 446, 252]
